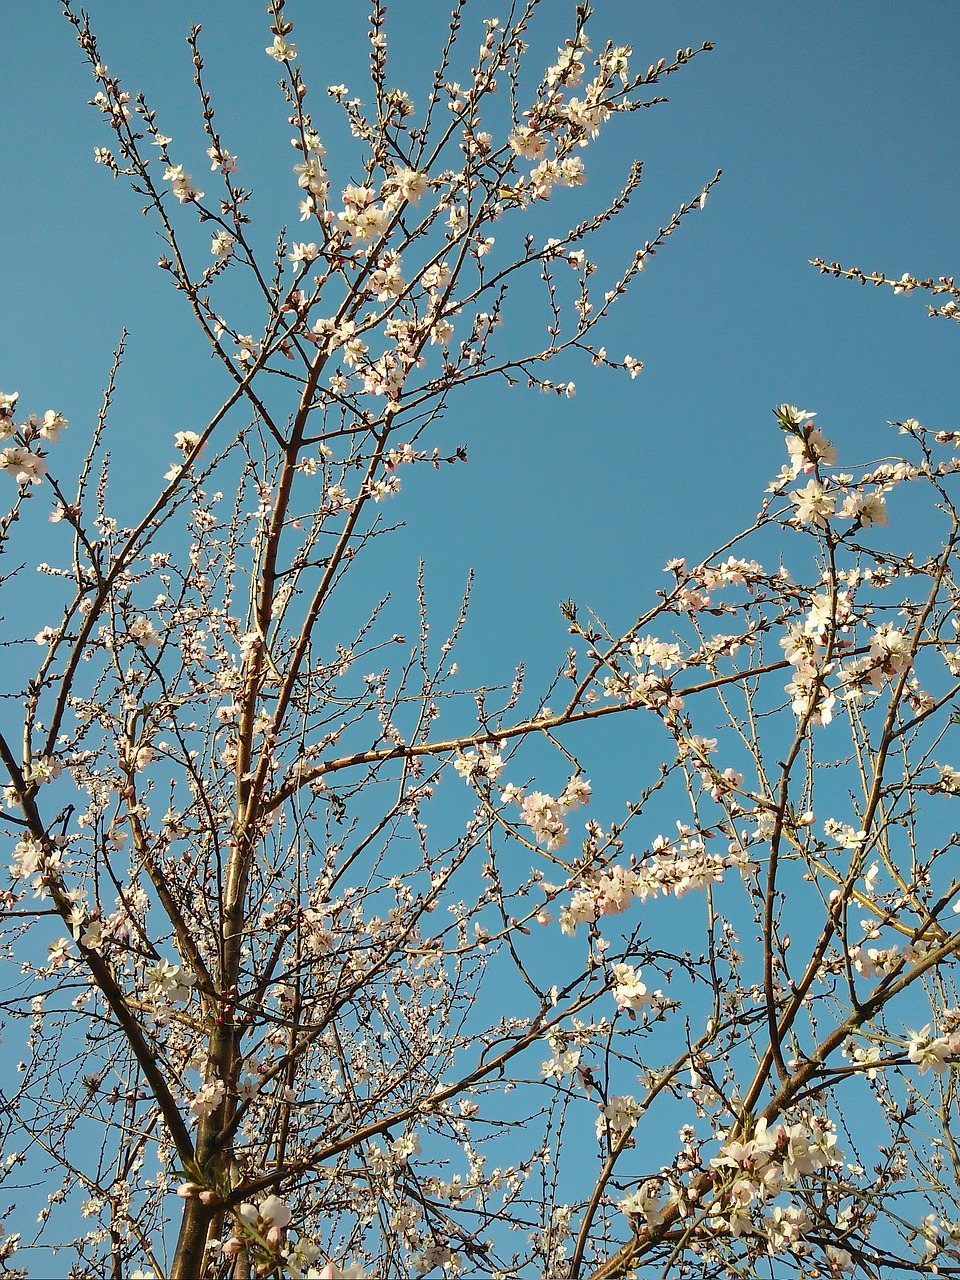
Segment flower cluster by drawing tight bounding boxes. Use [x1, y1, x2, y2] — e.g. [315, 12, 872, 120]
[0, 392, 66, 486]
[499, 775, 591, 851]
[840, 622, 913, 699]
[609, 962, 653, 1014]
[453, 741, 504, 782]
[706, 1116, 843, 1242]
[772, 411, 895, 533]
[559, 832, 728, 934]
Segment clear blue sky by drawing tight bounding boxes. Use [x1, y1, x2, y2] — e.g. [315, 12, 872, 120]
[5, 2, 959, 684]
[6, 0, 958, 809]
[3, 4, 960, 1271]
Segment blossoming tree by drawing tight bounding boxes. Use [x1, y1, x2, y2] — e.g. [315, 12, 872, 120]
[3, 3, 960, 1278]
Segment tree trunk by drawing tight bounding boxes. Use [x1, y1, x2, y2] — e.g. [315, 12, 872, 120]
[171, 1197, 212, 1280]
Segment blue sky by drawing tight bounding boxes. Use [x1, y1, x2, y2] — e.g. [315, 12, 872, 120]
[3, 4, 960, 1268]
[5, 1, 959, 684]
[5, 0, 957, 826]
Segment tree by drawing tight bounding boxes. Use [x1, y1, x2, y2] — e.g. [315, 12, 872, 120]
[3, 3, 960, 1278]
